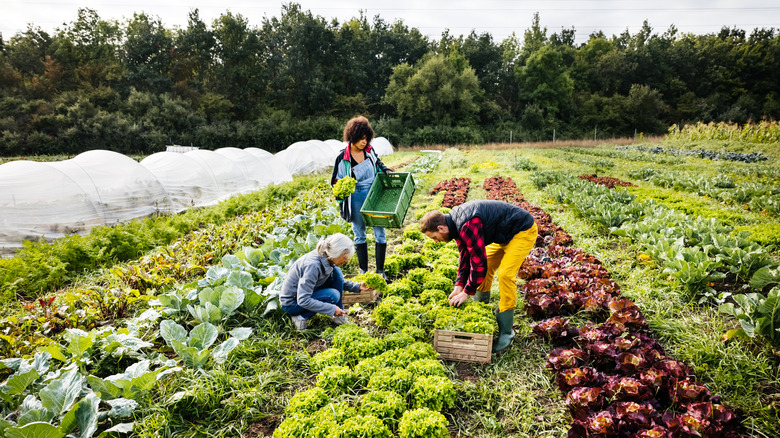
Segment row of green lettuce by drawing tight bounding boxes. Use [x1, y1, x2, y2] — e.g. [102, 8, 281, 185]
[530, 170, 780, 347]
[273, 211, 495, 438]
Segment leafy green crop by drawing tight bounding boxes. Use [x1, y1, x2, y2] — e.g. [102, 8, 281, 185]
[333, 177, 357, 198]
[398, 408, 449, 438]
[410, 375, 456, 411]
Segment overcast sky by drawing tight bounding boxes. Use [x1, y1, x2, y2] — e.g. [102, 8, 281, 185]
[2, 0, 778, 45]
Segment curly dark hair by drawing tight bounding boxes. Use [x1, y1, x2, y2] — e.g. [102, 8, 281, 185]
[343, 116, 375, 145]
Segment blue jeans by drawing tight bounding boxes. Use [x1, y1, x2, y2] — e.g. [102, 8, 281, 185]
[281, 267, 344, 320]
[351, 187, 387, 244]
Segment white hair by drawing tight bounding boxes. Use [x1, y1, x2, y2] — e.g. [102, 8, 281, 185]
[316, 233, 354, 260]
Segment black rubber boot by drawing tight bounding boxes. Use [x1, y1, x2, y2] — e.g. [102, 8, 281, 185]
[375, 242, 389, 282]
[356, 243, 368, 274]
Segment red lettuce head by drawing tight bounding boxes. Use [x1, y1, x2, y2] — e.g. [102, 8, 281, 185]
[603, 376, 654, 402]
[566, 387, 607, 421]
[670, 379, 712, 405]
[631, 426, 671, 437]
[556, 367, 605, 392]
[547, 348, 588, 371]
[569, 410, 616, 437]
[531, 316, 580, 344]
[611, 401, 660, 432]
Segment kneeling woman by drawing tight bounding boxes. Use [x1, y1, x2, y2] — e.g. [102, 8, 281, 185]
[280, 233, 372, 330]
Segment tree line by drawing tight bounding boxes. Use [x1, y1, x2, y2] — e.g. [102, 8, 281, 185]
[0, 3, 778, 155]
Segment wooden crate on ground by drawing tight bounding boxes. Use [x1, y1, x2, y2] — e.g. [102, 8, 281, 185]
[433, 329, 492, 363]
[342, 289, 380, 306]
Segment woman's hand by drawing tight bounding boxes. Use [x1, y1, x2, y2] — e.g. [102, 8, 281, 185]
[334, 307, 346, 316]
[360, 283, 373, 291]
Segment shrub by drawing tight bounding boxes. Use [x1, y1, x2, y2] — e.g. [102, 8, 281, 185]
[398, 408, 449, 438]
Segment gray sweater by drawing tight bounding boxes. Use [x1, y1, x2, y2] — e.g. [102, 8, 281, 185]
[280, 250, 361, 316]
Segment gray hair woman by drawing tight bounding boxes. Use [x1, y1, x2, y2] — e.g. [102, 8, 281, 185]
[280, 233, 372, 330]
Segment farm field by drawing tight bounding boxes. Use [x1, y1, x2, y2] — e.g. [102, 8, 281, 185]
[0, 138, 778, 438]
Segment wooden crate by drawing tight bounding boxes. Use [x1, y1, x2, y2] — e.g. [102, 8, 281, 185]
[433, 329, 492, 363]
[342, 289, 380, 306]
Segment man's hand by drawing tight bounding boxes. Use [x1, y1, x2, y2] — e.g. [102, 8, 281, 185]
[334, 307, 346, 316]
[448, 285, 464, 299]
[449, 290, 469, 307]
[359, 283, 372, 291]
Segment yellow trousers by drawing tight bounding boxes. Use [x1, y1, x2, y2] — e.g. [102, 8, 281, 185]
[476, 223, 538, 312]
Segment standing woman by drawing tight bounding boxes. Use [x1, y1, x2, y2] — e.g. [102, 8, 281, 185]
[331, 116, 391, 280]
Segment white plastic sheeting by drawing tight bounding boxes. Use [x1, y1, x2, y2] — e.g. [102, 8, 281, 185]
[140, 152, 222, 211]
[1, 146, 298, 253]
[371, 137, 394, 156]
[276, 137, 395, 175]
[1, 137, 393, 252]
[0, 160, 103, 248]
[274, 140, 334, 175]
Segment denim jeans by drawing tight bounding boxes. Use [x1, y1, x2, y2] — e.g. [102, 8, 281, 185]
[281, 267, 344, 319]
[350, 187, 387, 244]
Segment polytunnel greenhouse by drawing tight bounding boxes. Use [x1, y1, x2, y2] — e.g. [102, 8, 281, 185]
[0, 138, 394, 254]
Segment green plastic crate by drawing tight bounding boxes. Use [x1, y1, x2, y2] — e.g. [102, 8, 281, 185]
[360, 172, 415, 228]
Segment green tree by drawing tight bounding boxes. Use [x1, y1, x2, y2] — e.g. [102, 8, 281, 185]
[516, 45, 573, 118]
[384, 52, 480, 126]
[121, 13, 173, 94]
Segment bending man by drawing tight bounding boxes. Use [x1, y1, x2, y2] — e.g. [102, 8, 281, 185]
[420, 200, 537, 352]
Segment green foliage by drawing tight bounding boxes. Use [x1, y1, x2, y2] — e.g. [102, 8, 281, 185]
[407, 359, 447, 378]
[372, 296, 406, 327]
[333, 177, 357, 198]
[353, 273, 388, 293]
[422, 275, 453, 293]
[402, 224, 424, 241]
[315, 365, 358, 395]
[360, 391, 406, 430]
[333, 415, 393, 438]
[367, 367, 415, 395]
[433, 301, 495, 334]
[410, 375, 456, 411]
[719, 287, 780, 346]
[419, 289, 448, 307]
[398, 408, 449, 438]
[386, 279, 415, 300]
[310, 349, 347, 373]
[284, 387, 330, 416]
[384, 53, 480, 127]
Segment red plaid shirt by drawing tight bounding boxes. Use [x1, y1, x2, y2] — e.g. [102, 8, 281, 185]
[454, 217, 487, 295]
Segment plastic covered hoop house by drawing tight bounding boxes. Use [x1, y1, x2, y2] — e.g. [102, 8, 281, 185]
[1, 137, 393, 254]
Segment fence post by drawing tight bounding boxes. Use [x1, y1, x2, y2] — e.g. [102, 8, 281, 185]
[510, 130, 513, 144]
[553, 129, 556, 142]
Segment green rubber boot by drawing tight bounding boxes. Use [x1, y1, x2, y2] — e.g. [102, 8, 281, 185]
[473, 291, 491, 303]
[493, 310, 516, 353]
